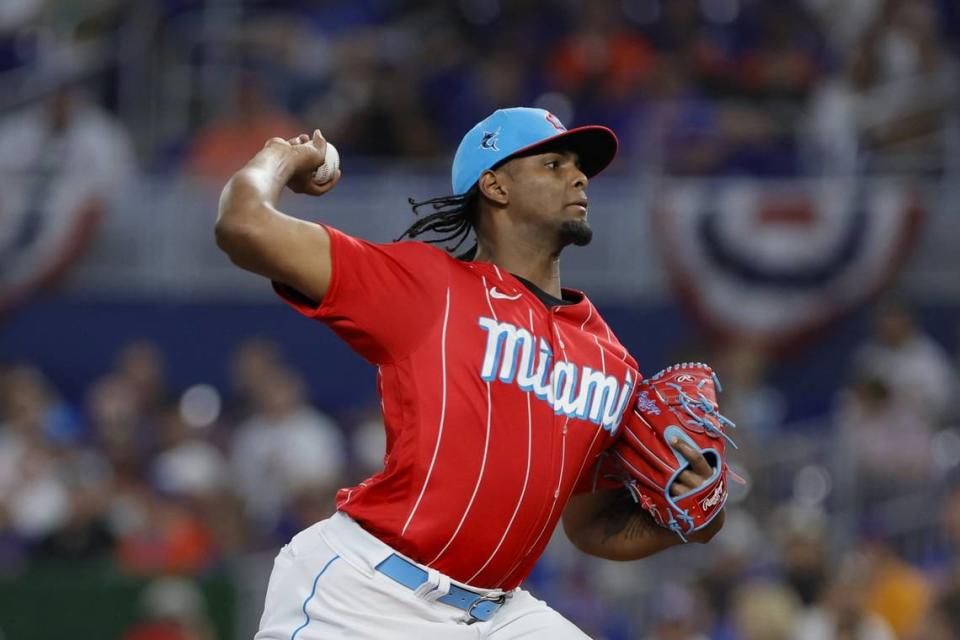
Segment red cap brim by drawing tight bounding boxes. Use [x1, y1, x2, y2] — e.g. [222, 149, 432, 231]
[504, 125, 619, 178]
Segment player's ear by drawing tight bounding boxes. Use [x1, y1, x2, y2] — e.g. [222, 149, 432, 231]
[477, 169, 509, 206]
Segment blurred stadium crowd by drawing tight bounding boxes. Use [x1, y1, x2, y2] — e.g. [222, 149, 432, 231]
[0, 0, 957, 178]
[3, 300, 960, 639]
[1, 0, 960, 639]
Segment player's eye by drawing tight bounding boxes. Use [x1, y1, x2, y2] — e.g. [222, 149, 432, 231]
[545, 160, 559, 169]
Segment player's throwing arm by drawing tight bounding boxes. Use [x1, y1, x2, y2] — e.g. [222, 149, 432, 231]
[215, 130, 341, 302]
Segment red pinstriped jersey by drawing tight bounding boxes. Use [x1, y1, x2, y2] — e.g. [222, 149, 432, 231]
[274, 226, 639, 589]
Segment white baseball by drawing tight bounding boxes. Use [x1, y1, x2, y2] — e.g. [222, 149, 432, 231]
[313, 142, 340, 184]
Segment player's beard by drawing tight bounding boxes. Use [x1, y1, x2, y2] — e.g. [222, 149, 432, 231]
[558, 219, 593, 247]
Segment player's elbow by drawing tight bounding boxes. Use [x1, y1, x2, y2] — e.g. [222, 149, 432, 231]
[214, 216, 247, 256]
[215, 173, 267, 259]
[561, 515, 590, 555]
[214, 216, 263, 270]
[561, 506, 608, 558]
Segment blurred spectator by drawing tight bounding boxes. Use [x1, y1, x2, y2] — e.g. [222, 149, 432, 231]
[735, 3, 823, 103]
[151, 405, 228, 501]
[918, 582, 960, 640]
[419, 38, 529, 145]
[199, 490, 248, 558]
[809, 0, 956, 174]
[34, 447, 114, 562]
[941, 485, 960, 573]
[808, 0, 886, 53]
[226, 336, 284, 422]
[230, 367, 345, 537]
[0, 362, 81, 445]
[851, 301, 957, 422]
[547, 2, 655, 119]
[695, 510, 764, 636]
[793, 551, 897, 640]
[338, 62, 440, 157]
[0, 366, 73, 542]
[184, 72, 302, 181]
[723, 3, 823, 174]
[835, 376, 933, 491]
[297, 30, 380, 151]
[0, 79, 136, 305]
[851, 0, 954, 165]
[0, 365, 115, 565]
[714, 343, 787, 446]
[115, 489, 217, 576]
[642, 583, 710, 640]
[636, 54, 727, 174]
[115, 341, 170, 419]
[86, 373, 152, 480]
[729, 580, 801, 640]
[121, 576, 215, 640]
[859, 541, 932, 639]
[0, 0, 43, 72]
[0, 79, 135, 191]
[776, 508, 830, 607]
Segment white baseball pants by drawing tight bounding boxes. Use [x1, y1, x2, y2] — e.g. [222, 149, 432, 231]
[254, 511, 590, 639]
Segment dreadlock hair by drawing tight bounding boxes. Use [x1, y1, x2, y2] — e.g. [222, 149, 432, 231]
[396, 188, 479, 260]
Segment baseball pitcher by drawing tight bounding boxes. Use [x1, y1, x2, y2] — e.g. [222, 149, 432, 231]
[216, 108, 730, 638]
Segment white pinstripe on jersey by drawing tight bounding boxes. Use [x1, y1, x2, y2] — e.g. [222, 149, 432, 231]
[580, 302, 593, 331]
[426, 278, 498, 564]
[401, 287, 452, 536]
[467, 305, 535, 584]
[495, 319, 575, 585]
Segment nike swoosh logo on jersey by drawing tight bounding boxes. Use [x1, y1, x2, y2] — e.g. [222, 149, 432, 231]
[489, 287, 522, 301]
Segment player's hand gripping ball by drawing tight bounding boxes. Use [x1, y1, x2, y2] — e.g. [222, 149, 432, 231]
[612, 362, 736, 541]
[313, 142, 340, 185]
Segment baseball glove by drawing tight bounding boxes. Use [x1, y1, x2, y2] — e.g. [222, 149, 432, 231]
[611, 362, 735, 541]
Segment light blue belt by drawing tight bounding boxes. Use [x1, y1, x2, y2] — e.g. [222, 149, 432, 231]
[375, 554, 505, 623]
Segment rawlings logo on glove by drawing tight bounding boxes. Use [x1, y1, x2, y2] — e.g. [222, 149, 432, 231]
[611, 362, 735, 541]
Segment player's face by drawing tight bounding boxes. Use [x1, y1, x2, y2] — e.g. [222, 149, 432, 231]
[502, 150, 592, 248]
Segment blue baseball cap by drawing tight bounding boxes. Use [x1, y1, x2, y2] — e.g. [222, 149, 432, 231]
[451, 107, 618, 196]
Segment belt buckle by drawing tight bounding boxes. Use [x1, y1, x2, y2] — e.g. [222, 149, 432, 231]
[464, 592, 507, 625]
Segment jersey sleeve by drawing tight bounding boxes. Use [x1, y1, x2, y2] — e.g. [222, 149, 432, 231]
[272, 225, 451, 364]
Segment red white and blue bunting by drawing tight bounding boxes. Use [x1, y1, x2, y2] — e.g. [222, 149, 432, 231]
[653, 179, 923, 346]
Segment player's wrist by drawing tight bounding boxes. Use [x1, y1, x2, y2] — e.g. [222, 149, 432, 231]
[236, 152, 299, 203]
[249, 147, 296, 183]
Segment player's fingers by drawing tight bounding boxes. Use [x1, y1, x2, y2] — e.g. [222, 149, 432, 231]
[303, 169, 341, 197]
[315, 169, 342, 194]
[311, 129, 328, 153]
[288, 133, 310, 145]
[672, 437, 713, 477]
[672, 470, 704, 495]
[671, 471, 693, 495]
[264, 136, 288, 149]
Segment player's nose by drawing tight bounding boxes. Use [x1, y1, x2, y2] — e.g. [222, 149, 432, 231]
[572, 168, 587, 189]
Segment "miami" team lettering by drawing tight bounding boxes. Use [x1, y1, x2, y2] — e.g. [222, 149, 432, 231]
[477, 317, 634, 433]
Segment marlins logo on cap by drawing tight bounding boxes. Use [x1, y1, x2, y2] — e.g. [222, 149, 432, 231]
[480, 128, 501, 151]
[451, 107, 618, 196]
